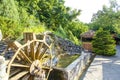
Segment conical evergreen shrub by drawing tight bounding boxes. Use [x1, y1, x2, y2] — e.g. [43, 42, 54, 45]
[92, 28, 116, 56]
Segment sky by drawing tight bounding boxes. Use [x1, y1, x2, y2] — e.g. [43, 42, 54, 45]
[65, 0, 110, 23]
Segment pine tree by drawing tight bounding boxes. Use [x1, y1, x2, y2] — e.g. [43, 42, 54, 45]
[92, 28, 116, 56]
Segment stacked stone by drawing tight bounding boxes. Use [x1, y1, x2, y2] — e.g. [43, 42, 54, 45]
[0, 42, 14, 59]
[56, 37, 82, 55]
[0, 42, 7, 54]
[65, 51, 91, 80]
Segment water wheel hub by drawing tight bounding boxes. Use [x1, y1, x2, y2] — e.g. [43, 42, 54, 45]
[30, 60, 43, 76]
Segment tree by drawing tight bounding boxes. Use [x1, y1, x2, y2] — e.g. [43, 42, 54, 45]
[0, 0, 19, 21]
[92, 28, 116, 56]
[65, 21, 88, 38]
[0, 0, 41, 39]
[16, 0, 80, 30]
[90, 0, 120, 34]
[0, 0, 81, 40]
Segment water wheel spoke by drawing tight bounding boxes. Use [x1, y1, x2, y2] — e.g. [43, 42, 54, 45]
[34, 41, 38, 53]
[30, 42, 35, 60]
[42, 66, 50, 70]
[9, 69, 21, 78]
[7, 49, 21, 75]
[28, 75, 34, 80]
[36, 43, 44, 59]
[21, 74, 30, 80]
[39, 48, 48, 60]
[20, 50, 32, 63]
[44, 42, 50, 48]
[10, 71, 28, 80]
[16, 52, 26, 61]
[41, 54, 51, 59]
[16, 55, 21, 61]
[24, 46, 29, 56]
[11, 63, 29, 68]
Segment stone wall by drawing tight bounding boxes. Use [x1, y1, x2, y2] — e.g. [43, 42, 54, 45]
[49, 51, 92, 80]
[65, 51, 91, 80]
[37, 32, 82, 55]
[55, 36, 82, 55]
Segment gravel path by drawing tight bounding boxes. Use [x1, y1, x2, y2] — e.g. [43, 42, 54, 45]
[83, 45, 120, 80]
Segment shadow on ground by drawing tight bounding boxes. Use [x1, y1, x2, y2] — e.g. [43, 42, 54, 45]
[102, 45, 120, 80]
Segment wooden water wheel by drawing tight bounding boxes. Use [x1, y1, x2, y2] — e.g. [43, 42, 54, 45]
[7, 32, 54, 80]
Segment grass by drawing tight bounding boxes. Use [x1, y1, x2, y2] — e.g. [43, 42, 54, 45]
[57, 54, 80, 68]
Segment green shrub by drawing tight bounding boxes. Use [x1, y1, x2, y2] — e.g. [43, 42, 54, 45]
[53, 26, 81, 45]
[0, 16, 23, 39]
[68, 30, 81, 45]
[53, 26, 67, 39]
[24, 24, 46, 33]
[92, 28, 116, 56]
[65, 21, 88, 38]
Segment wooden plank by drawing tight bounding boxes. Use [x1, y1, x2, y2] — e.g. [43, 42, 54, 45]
[9, 69, 21, 77]
[7, 49, 21, 75]
[13, 41, 22, 48]
[23, 32, 36, 60]
[24, 32, 36, 43]
[21, 74, 30, 80]
[10, 71, 28, 80]
[13, 41, 24, 61]
[30, 42, 35, 60]
[11, 63, 29, 68]
[28, 75, 34, 80]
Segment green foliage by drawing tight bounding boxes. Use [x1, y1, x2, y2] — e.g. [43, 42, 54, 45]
[90, 0, 120, 34]
[92, 28, 116, 56]
[53, 20, 89, 45]
[66, 21, 88, 38]
[68, 30, 81, 45]
[53, 26, 67, 38]
[0, 0, 44, 39]
[53, 26, 81, 45]
[24, 24, 46, 33]
[0, 16, 23, 39]
[0, 0, 19, 21]
[0, 0, 84, 46]
[17, 0, 80, 30]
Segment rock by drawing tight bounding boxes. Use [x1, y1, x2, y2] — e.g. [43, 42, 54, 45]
[0, 56, 8, 80]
